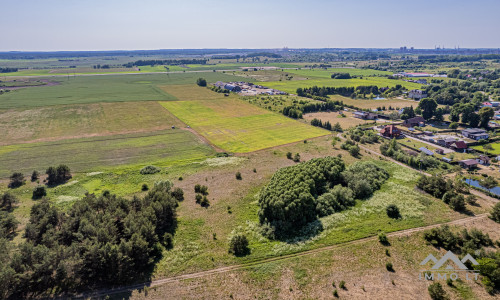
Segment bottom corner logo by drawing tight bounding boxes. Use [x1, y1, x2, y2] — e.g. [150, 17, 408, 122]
[418, 250, 479, 281]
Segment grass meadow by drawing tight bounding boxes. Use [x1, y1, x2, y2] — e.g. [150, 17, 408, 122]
[472, 142, 500, 155]
[0, 101, 183, 145]
[0, 72, 247, 109]
[257, 76, 423, 94]
[0, 129, 215, 177]
[160, 97, 329, 153]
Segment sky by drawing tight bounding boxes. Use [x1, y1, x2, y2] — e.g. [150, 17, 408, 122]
[2, 0, 500, 51]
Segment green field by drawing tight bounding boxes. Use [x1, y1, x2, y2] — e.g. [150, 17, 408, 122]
[257, 76, 423, 94]
[0, 72, 248, 109]
[0, 129, 215, 177]
[472, 142, 500, 155]
[0, 101, 185, 145]
[285, 67, 393, 78]
[160, 98, 329, 152]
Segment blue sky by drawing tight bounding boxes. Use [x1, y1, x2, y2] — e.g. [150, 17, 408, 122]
[2, 0, 499, 51]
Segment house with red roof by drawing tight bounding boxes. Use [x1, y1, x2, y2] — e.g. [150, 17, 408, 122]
[380, 125, 402, 138]
[449, 141, 468, 152]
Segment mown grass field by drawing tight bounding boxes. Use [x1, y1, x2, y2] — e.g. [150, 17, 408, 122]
[0, 72, 247, 109]
[257, 76, 423, 94]
[472, 142, 500, 155]
[285, 67, 392, 78]
[0, 101, 183, 145]
[160, 97, 329, 153]
[330, 95, 419, 109]
[0, 129, 215, 177]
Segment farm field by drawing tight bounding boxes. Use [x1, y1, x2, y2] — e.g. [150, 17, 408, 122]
[0, 72, 247, 109]
[472, 142, 500, 155]
[330, 95, 419, 110]
[285, 67, 393, 78]
[0, 129, 215, 177]
[257, 76, 423, 94]
[0, 101, 182, 145]
[303, 111, 386, 129]
[160, 97, 329, 153]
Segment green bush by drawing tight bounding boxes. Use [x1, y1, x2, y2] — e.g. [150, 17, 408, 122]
[386, 262, 394, 272]
[339, 280, 346, 289]
[140, 165, 160, 175]
[195, 194, 202, 204]
[8, 172, 25, 188]
[141, 183, 149, 191]
[386, 204, 401, 219]
[32, 186, 47, 200]
[428, 283, 448, 300]
[490, 202, 500, 223]
[229, 233, 250, 256]
[235, 172, 242, 180]
[171, 187, 184, 201]
[378, 232, 389, 245]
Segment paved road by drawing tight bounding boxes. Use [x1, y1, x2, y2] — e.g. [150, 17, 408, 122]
[75, 213, 490, 299]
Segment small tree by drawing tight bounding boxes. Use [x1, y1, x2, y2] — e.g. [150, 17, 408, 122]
[490, 202, 500, 223]
[201, 196, 210, 207]
[31, 170, 39, 182]
[229, 233, 250, 256]
[196, 78, 207, 87]
[195, 194, 202, 204]
[448, 122, 459, 129]
[171, 187, 184, 201]
[286, 152, 292, 159]
[333, 122, 343, 132]
[32, 186, 47, 200]
[386, 204, 401, 219]
[378, 232, 389, 246]
[194, 184, 201, 193]
[428, 282, 448, 300]
[1, 193, 18, 211]
[348, 144, 360, 157]
[141, 183, 149, 191]
[235, 172, 242, 180]
[293, 153, 301, 162]
[465, 195, 476, 205]
[449, 195, 466, 212]
[386, 262, 394, 272]
[8, 172, 24, 188]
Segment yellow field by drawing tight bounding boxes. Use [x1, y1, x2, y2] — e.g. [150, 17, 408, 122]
[160, 98, 329, 153]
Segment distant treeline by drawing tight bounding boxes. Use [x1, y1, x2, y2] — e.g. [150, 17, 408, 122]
[123, 59, 208, 67]
[297, 85, 380, 99]
[418, 54, 500, 63]
[0, 67, 18, 73]
[211, 52, 281, 59]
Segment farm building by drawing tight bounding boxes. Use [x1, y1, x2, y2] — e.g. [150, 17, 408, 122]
[449, 141, 468, 152]
[408, 90, 428, 100]
[224, 84, 242, 92]
[353, 111, 377, 120]
[419, 147, 434, 155]
[461, 128, 489, 140]
[478, 155, 491, 165]
[458, 159, 478, 170]
[435, 149, 444, 155]
[380, 125, 402, 138]
[402, 116, 425, 128]
[442, 157, 452, 163]
[401, 72, 432, 77]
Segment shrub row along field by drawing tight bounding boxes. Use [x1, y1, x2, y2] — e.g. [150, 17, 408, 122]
[0, 72, 247, 109]
[0, 101, 184, 146]
[160, 97, 329, 153]
[0, 130, 215, 177]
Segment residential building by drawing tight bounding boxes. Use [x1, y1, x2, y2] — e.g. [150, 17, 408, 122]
[409, 90, 428, 100]
[450, 141, 468, 152]
[478, 155, 491, 165]
[402, 116, 425, 127]
[380, 125, 402, 138]
[462, 128, 489, 140]
[458, 159, 478, 170]
[353, 111, 377, 120]
[482, 102, 493, 108]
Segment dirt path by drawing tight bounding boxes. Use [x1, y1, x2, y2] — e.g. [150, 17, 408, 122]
[75, 213, 490, 299]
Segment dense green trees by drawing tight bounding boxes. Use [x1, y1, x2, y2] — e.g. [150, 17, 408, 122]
[380, 139, 442, 171]
[1, 193, 18, 211]
[196, 77, 207, 87]
[479, 106, 495, 128]
[8, 172, 25, 188]
[331, 73, 351, 79]
[417, 98, 438, 120]
[229, 234, 250, 256]
[258, 158, 388, 235]
[46, 165, 72, 186]
[1, 181, 181, 298]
